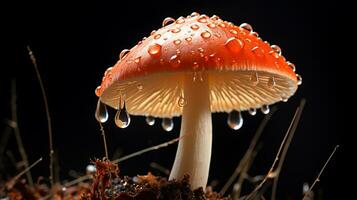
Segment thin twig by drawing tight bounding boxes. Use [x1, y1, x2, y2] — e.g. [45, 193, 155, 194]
[271, 100, 306, 200]
[0, 124, 12, 169]
[220, 107, 277, 196]
[27, 46, 55, 186]
[302, 145, 339, 199]
[150, 162, 170, 175]
[99, 122, 109, 159]
[64, 174, 93, 187]
[112, 136, 182, 164]
[6, 157, 43, 189]
[247, 99, 306, 199]
[10, 80, 33, 186]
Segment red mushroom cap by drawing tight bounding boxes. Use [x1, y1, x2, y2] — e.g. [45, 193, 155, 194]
[95, 13, 299, 117]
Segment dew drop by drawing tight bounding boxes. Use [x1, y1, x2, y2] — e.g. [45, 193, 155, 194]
[239, 23, 253, 32]
[173, 39, 182, 45]
[250, 72, 259, 85]
[251, 46, 264, 57]
[190, 24, 200, 30]
[115, 100, 131, 128]
[210, 15, 220, 21]
[250, 32, 259, 37]
[218, 23, 226, 28]
[227, 110, 243, 130]
[86, 164, 96, 175]
[154, 34, 161, 40]
[190, 12, 200, 17]
[134, 57, 141, 64]
[248, 108, 257, 116]
[229, 29, 238, 34]
[150, 30, 156, 35]
[161, 118, 174, 132]
[197, 15, 208, 23]
[162, 17, 175, 27]
[281, 96, 288, 102]
[270, 45, 282, 55]
[119, 49, 130, 60]
[95, 86, 102, 96]
[169, 55, 181, 68]
[176, 17, 185, 24]
[148, 43, 162, 58]
[261, 105, 270, 114]
[267, 76, 276, 88]
[296, 74, 302, 85]
[225, 37, 244, 53]
[214, 33, 221, 38]
[146, 116, 155, 126]
[207, 23, 216, 28]
[287, 61, 296, 72]
[171, 28, 181, 33]
[95, 99, 108, 123]
[178, 95, 187, 107]
[104, 67, 113, 76]
[185, 37, 192, 42]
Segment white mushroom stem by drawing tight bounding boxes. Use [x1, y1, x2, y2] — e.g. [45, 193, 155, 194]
[169, 72, 212, 190]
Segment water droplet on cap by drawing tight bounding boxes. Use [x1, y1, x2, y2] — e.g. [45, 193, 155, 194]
[230, 29, 238, 34]
[171, 28, 181, 33]
[154, 34, 161, 40]
[250, 72, 259, 85]
[185, 37, 192, 42]
[191, 24, 200, 30]
[148, 43, 162, 58]
[190, 12, 200, 17]
[162, 17, 175, 27]
[197, 15, 208, 23]
[287, 61, 296, 72]
[169, 55, 181, 68]
[227, 110, 243, 130]
[271, 45, 282, 55]
[225, 37, 244, 53]
[119, 49, 130, 60]
[95, 86, 102, 96]
[173, 39, 182, 45]
[267, 76, 276, 88]
[176, 17, 185, 24]
[239, 23, 253, 32]
[296, 74, 302, 85]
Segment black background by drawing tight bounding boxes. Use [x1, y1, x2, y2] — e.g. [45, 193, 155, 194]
[1, 0, 340, 199]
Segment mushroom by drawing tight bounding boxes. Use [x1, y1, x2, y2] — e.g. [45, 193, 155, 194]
[94, 12, 301, 190]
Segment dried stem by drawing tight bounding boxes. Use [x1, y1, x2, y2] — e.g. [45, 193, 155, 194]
[302, 145, 339, 199]
[6, 157, 42, 189]
[219, 107, 277, 196]
[0, 124, 12, 169]
[98, 122, 109, 159]
[10, 80, 33, 186]
[271, 99, 306, 200]
[247, 99, 305, 199]
[112, 136, 182, 164]
[27, 46, 54, 186]
[64, 174, 93, 187]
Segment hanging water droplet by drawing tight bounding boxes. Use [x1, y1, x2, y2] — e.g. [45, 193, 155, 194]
[161, 118, 174, 131]
[95, 86, 102, 96]
[267, 76, 276, 88]
[250, 72, 259, 85]
[115, 100, 131, 128]
[145, 116, 155, 126]
[225, 37, 244, 53]
[95, 99, 108, 123]
[271, 45, 282, 55]
[178, 95, 187, 107]
[248, 108, 257, 116]
[287, 61, 296, 72]
[296, 74, 302, 85]
[227, 110, 243, 130]
[119, 49, 130, 60]
[148, 43, 162, 58]
[261, 105, 270, 114]
[281, 96, 288, 102]
[190, 24, 200, 30]
[169, 55, 181, 68]
[162, 17, 175, 27]
[239, 23, 253, 32]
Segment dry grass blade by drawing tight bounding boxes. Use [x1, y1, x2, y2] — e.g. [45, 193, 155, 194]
[10, 80, 33, 186]
[302, 145, 339, 200]
[247, 99, 306, 200]
[6, 157, 43, 189]
[27, 46, 55, 186]
[220, 107, 277, 196]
